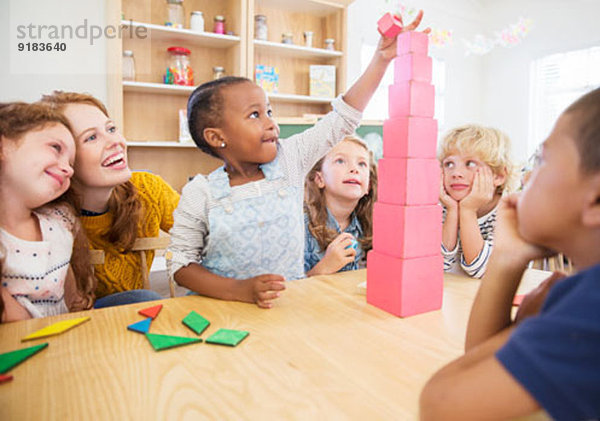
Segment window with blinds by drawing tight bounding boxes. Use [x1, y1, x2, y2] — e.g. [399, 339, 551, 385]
[528, 46, 600, 156]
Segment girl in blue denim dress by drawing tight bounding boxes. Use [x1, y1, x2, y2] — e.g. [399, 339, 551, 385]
[304, 136, 377, 276]
[167, 12, 429, 308]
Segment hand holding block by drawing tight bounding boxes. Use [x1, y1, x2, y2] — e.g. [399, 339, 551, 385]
[372, 203, 442, 258]
[377, 13, 403, 38]
[367, 251, 443, 317]
[383, 117, 438, 158]
[389, 81, 435, 118]
[397, 30, 429, 55]
[394, 54, 432, 83]
[377, 158, 440, 205]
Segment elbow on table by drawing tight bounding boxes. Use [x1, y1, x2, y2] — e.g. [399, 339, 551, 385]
[419, 373, 459, 421]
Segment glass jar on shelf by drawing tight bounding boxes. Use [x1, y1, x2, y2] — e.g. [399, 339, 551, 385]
[190, 11, 204, 32]
[164, 46, 194, 86]
[281, 33, 293, 45]
[165, 0, 184, 29]
[303, 31, 314, 48]
[254, 15, 267, 41]
[213, 15, 225, 34]
[212, 66, 225, 80]
[122, 50, 136, 81]
[324, 38, 335, 50]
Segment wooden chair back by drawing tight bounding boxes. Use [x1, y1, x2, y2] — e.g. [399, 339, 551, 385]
[131, 236, 174, 297]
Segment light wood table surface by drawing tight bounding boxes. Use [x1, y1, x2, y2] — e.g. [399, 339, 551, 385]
[0, 268, 551, 420]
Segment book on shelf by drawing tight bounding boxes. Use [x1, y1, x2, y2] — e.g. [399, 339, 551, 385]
[309, 65, 336, 99]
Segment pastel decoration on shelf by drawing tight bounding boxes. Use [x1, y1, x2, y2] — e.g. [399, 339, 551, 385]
[182, 311, 210, 335]
[190, 11, 204, 32]
[303, 31, 314, 48]
[324, 38, 335, 51]
[127, 318, 152, 334]
[179, 109, 192, 143]
[138, 304, 163, 319]
[377, 12, 403, 38]
[0, 343, 48, 373]
[145, 333, 202, 351]
[309, 65, 336, 99]
[22, 317, 90, 341]
[205, 328, 249, 346]
[255, 65, 279, 93]
[165, 0, 184, 28]
[367, 251, 443, 317]
[281, 32, 293, 44]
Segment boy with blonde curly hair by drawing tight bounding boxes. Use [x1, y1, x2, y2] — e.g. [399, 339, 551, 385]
[439, 125, 518, 278]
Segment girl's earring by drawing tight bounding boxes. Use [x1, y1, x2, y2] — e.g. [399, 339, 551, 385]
[220, 142, 226, 148]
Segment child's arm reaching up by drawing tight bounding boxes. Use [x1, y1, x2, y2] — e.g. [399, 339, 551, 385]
[342, 11, 429, 112]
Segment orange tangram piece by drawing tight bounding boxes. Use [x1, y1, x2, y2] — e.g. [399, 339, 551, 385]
[138, 304, 163, 320]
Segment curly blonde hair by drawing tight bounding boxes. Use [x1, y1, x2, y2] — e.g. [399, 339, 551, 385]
[40, 91, 142, 252]
[438, 124, 519, 193]
[305, 135, 378, 252]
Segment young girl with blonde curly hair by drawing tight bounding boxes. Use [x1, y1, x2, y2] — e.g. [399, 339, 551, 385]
[304, 135, 377, 276]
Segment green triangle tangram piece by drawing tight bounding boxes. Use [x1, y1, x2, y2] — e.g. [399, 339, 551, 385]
[0, 343, 48, 374]
[182, 311, 210, 335]
[205, 329, 249, 347]
[145, 333, 202, 351]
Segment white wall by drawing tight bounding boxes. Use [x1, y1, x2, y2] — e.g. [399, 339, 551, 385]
[481, 0, 600, 162]
[348, 0, 600, 163]
[0, 0, 108, 104]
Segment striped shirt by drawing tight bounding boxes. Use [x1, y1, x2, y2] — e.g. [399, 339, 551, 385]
[441, 205, 497, 278]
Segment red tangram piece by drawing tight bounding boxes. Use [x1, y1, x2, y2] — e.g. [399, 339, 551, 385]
[138, 304, 163, 319]
[0, 374, 14, 383]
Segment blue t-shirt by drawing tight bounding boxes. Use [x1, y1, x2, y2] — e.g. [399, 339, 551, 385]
[496, 263, 600, 421]
[304, 209, 364, 274]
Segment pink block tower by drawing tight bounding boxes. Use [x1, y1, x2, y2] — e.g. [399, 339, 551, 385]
[366, 30, 443, 317]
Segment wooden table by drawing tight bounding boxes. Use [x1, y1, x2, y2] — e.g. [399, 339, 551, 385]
[0, 268, 551, 420]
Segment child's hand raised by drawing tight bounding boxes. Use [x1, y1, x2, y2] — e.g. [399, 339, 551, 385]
[245, 274, 286, 309]
[460, 167, 496, 212]
[377, 10, 431, 62]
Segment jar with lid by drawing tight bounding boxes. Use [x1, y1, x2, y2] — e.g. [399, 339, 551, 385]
[122, 50, 136, 81]
[190, 11, 204, 32]
[254, 15, 267, 41]
[303, 31, 314, 48]
[213, 15, 225, 34]
[164, 46, 194, 86]
[212, 66, 225, 80]
[324, 38, 335, 50]
[165, 0, 184, 29]
[281, 33, 293, 44]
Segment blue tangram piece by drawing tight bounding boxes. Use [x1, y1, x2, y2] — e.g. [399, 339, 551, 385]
[127, 318, 152, 334]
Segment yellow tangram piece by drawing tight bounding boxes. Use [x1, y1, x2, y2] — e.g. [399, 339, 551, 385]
[22, 316, 90, 341]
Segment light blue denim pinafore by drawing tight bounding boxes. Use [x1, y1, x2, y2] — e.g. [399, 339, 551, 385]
[201, 155, 305, 280]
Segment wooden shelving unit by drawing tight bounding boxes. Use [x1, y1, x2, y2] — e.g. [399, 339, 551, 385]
[107, 0, 354, 190]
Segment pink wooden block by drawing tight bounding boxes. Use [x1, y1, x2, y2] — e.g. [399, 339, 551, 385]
[389, 81, 435, 118]
[383, 117, 438, 158]
[372, 202, 442, 258]
[377, 13, 403, 38]
[394, 53, 432, 83]
[397, 30, 429, 55]
[367, 251, 443, 317]
[377, 158, 440, 205]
